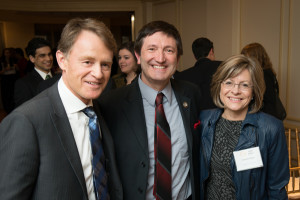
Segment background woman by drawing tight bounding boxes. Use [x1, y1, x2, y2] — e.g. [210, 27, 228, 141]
[112, 41, 140, 88]
[199, 54, 289, 199]
[0, 48, 17, 114]
[241, 42, 286, 120]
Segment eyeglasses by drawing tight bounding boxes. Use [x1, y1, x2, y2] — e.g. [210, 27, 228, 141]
[222, 80, 253, 91]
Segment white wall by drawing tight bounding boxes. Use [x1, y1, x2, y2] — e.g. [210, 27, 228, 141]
[240, 0, 281, 73]
[206, 0, 236, 60]
[180, 0, 206, 70]
[286, 0, 300, 127]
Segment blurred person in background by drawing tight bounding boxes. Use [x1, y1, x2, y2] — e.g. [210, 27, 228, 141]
[0, 48, 17, 113]
[14, 48, 28, 78]
[112, 41, 140, 88]
[175, 37, 222, 110]
[14, 37, 53, 108]
[241, 42, 286, 120]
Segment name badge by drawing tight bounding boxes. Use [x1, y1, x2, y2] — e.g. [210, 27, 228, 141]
[233, 147, 263, 172]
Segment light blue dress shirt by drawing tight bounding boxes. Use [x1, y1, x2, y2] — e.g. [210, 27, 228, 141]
[138, 76, 191, 200]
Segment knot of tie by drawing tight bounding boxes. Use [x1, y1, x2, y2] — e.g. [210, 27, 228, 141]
[82, 106, 96, 119]
[45, 74, 51, 80]
[155, 93, 164, 106]
[82, 107, 98, 133]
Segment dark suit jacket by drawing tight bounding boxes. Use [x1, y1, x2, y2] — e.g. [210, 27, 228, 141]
[174, 58, 222, 110]
[37, 73, 61, 93]
[261, 69, 279, 115]
[0, 83, 123, 200]
[99, 79, 201, 200]
[14, 69, 43, 108]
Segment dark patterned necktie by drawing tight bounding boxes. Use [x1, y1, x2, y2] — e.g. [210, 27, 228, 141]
[82, 107, 109, 200]
[45, 74, 51, 80]
[153, 93, 172, 200]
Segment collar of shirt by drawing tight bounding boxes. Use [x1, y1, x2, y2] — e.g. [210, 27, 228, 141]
[138, 74, 172, 106]
[58, 78, 92, 115]
[35, 67, 52, 80]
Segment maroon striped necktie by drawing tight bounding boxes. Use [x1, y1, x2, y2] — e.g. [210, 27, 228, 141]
[153, 93, 172, 200]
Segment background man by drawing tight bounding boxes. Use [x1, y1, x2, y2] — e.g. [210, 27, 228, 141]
[100, 21, 201, 200]
[0, 18, 122, 200]
[14, 37, 53, 107]
[175, 37, 222, 109]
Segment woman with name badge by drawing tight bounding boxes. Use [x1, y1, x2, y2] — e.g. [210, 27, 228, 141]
[199, 54, 289, 200]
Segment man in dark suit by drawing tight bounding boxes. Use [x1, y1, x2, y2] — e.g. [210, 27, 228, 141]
[0, 18, 122, 200]
[100, 21, 201, 200]
[174, 37, 222, 110]
[14, 37, 54, 108]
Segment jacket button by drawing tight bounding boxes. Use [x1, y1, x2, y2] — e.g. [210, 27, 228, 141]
[140, 161, 146, 168]
[138, 187, 143, 193]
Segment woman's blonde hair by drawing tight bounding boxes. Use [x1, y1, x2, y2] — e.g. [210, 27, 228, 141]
[211, 54, 266, 113]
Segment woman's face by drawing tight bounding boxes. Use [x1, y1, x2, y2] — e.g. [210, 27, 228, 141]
[220, 69, 253, 120]
[118, 49, 137, 75]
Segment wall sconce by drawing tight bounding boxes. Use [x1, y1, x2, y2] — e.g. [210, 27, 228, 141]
[131, 14, 135, 41]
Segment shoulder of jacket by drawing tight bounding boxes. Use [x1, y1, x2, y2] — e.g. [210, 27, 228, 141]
[100, 82, 137, 103]
[172, 78, 199, 90]
[256, 112, 284, 132]
[199, 109, 220, 123]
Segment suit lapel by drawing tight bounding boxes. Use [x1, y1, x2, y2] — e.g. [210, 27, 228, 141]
[171, 80, 193, 148]
[121, 81, 149, 155]
[48, 83, 88, 198]
[93, 101, 111, 152]
[30, 69, 44, 85]
[32, 69, 44, 80]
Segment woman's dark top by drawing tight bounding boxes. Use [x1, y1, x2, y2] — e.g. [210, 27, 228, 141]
[112, 73, 126, 88]
[205, 117, 242, 200]
[261, 68, 286, 120]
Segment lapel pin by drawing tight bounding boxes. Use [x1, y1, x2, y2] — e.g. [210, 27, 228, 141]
[183, 101, 188, 108]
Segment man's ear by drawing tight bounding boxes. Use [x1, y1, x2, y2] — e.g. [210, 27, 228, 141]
[29, 55, 35, 64]
[56, 50, 67, 71]
[135, 51, 141, 64]
[208, 48, 215, 61]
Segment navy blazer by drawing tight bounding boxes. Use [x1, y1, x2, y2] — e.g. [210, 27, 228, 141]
[175, 58, 222, 110]
[99, 79, 202, 200]
[0, 83, 123, 200]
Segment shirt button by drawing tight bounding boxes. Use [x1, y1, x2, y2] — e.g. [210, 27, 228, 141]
[140, 161, 146, 168]
[138, 187, 143, 193]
